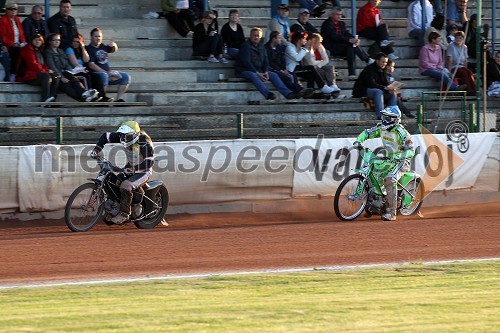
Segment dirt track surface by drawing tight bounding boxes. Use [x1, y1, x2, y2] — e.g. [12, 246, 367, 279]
[0, 202, 499, 286]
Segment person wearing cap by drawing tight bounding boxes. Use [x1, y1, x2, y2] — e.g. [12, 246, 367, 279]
[407, 0, 433, 46]
[291, 8, 319, 36]
[266, 4, 291, 46]
[292, 0, 329, 18]
[321, 7, 372, 78]
[446, 24, 458, 44]
[235, 27, 301, 100]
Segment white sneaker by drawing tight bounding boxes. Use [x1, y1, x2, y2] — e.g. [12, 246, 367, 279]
[207, 56, 219, 63]
[44, 96, 55, 103]
[110, 212, 129, 224]
[388, 53, 399, 61]
[218, 57, 229, 64]
[82, 89, 99, 102]
[329, 84, 341, 92]
[321, 85, 334, 94]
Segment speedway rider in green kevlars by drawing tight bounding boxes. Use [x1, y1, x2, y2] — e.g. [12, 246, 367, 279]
[353, 105, 415, 221]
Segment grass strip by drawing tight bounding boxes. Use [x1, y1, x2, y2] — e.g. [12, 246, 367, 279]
[0, 260, 498, 332]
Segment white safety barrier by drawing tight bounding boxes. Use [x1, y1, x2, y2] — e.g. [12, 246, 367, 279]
[0, 133, 497, 213]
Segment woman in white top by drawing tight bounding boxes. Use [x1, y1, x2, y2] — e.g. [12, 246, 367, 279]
[304, 33, 340, 92]
[285, 30, 333, 94]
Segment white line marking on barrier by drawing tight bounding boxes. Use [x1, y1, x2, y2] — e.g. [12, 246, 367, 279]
[1, 257, 499, 290]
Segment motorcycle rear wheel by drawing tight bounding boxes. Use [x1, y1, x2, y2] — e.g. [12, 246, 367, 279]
[65, 183, 104, 232]
[334, 174, 368, 221]
[399, 178, 424, 216]
[134, 184, 169, 229]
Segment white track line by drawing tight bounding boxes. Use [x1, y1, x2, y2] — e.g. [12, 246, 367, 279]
[1, 257, 499, 290]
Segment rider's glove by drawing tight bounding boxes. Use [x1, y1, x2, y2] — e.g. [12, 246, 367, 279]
[90, 147, 102, 159]
[353, 141, 363, 150]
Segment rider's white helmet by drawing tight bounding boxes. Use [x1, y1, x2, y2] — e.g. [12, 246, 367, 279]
[380, 105, 401, 127]
[116, 121, 140, 147]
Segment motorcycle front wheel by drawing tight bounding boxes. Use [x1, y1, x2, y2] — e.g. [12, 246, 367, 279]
[334, 174, 369, 221]
[65, 183, 104, 232]
[134, 184, 169, 229]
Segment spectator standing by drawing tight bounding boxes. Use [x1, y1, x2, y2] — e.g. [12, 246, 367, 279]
[16, 34, 60, 103]
[352, 52, 397, 119]
[220, 9, 245, 59]
[161, 0, 196, 38]
[304, 33, 340, 92]
[47, 0, 79, 50]
[463, 13, 492, 71]
[486, 51, 500, 97]
[0, 1, 26, 81]
[291, 1, 329, 18]
[291, 8, 319, 36]
[45, 33, 99, 102]
[266, 4, 291, 46]
[321, 7, 371, 78]
[235, 27, 299, 100]
[86, 27, 131, 102]
[192, 10, 227, 63]
[419, 31, 467, 92]
[356, 0, 398, 61]
[66, 34, 112, 102]
[407, 0, 434, 46]
[446, 31, 475, 95]
[22, 5, 49, 42]
[285, 31, 333, 94]
[265, 30, 314, 98]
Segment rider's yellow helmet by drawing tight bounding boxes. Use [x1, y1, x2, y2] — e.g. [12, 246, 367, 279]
[116, 121, 140, 147]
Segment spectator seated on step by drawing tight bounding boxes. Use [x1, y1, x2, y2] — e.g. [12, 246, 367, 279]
[418, 31, 467, 93]
[290, 8, 319, 36]
[192, 10, 227, 63]
[286, 30, 333, 94]
[445, 31, 475, 96]
[235, 27, 300, 101]
[265, 30, 314, 98]
[0, 1, 26, 81]
[356, 0, 398, 61]
[22, 5, 50, 42]
[486, 52, 500, 97]
[321, 6, 371, 78]
[47, 0, 79, 51]
[161, 0, 196, 38]
[352, 52, 397, 119]
[407, 0, 434, 46]
[45, 32, 100, 102]
[265, 4, 291, 46]
[446, 0, 468, 30]
[86, 27, 131, 102]
[220, 9, 245, 59]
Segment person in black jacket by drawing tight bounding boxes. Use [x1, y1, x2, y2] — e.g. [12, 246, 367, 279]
[47, 0, 78, 50]
[265, 30, 314, 98]
[352, 52, 397, 119]
[290, 8, 319, 36]
[22, 5, 49, 42]
[321, 7, 371, 77]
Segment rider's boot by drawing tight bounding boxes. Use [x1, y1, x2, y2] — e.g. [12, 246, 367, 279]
[110, 212, 129, 224]
[382, 178, 397, 221]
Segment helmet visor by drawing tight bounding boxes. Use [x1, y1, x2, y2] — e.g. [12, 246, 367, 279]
[120, 132, 136, 144]
[381, 114, 397, 125]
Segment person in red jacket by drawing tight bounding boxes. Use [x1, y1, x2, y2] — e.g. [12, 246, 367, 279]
[16, 34, 60, 103]
[356, 0, 398, 61]
[0, 2, 26, 80]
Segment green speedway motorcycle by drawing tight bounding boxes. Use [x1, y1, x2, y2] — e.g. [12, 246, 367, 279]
[334, 146, 424, 221]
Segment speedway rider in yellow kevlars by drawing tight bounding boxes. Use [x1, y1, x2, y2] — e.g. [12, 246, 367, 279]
[353, 105, 415, 221]
[90, 121, 154, 224]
